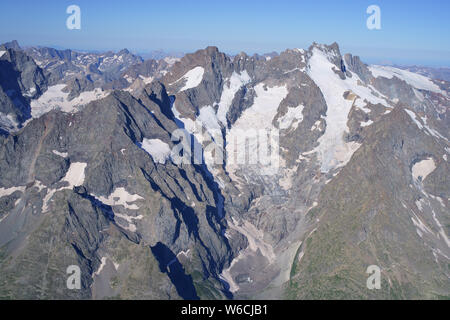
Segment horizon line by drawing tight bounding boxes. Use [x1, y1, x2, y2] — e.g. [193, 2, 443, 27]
[2, 39, 450, 69]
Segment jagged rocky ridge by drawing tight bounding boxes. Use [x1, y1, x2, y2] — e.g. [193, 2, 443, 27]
[0, 76, 232, 299]
[0, 41, 449, 299]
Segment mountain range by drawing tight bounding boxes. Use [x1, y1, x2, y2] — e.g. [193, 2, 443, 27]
[0, 40, 448, 300]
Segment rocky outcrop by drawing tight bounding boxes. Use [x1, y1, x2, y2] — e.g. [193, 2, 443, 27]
[286, 106, 449, 299]
[0, 47, 48, 129]
[0, 40, 449, 300]
[0, 81, 232, 299]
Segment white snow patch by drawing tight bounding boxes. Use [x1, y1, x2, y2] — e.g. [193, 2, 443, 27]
[412, 158, 436, 181]
[432, 210, 450, 248]
[42, 189, 57, 213]
[415, 199, 425, 211]
[114, 212, 143, 232]
[139, 75, 154, 84]
[23, 87, 36, 98]
[163, 57, 180, 66]
[198, 105, 221, 132]
[30, 85, 108, 118]
[0, 113, 19, 131]
[0, 186, 25, 198]
[278, 105, 304, 130]
[34, 167, 85, 213]
[308, 47, 391, 172]
[311, 120, 322, 131]
[421, 116, 447, 141]
[228, 83, 287, 131]
[429, 195, 445, 208]
[216, 71, 251, 125]
[360, 119, 373, 127]
[52, 150, 68, 158]
[177, 249, 191, 258]
[411, 212, 433, 235]
[94, 257, 107, 277]
[369, 65, 443, 93]
[432, 248, 450, 261]
[140, 138, 171, 164]
[279, 166, 298, 190]
[405, 110, 446, 140]
[354, 98, 371, 113]
[226, 83, 287, 175]
[283, 67, 304, 74]
[95, 187, 143, 210]
[405, 109, 424, 130]
[62, 162, 87, 187]
[124, 75, 134, 83]
[174, 66, 205, 91]
[0, 51, 6, 58]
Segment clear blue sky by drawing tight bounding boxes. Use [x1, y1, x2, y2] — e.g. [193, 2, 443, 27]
[0, 0, 449, 66]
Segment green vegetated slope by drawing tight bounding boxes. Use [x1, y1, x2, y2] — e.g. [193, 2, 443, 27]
[286, 107, 450, 299]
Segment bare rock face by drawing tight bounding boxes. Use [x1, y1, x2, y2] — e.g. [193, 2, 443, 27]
[344, 53, 372, 83]
[0, 47, 48, 129]
[286, 105, 449, 299]
[0, 40, 449, 300]
[24, 46, 143, 86]
[0, 79, 232, 299]
[63, 77, 96, 101]
[161, 42, 449, 299]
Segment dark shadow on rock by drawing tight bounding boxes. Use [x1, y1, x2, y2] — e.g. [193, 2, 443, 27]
[140, 168, 200, 239]
[168, 95, 186, 129]
[0, 59, 32, 122]
[0, 128, 9, 136]
[151, 242, 199, 300]
[145, 82, 176, 121]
